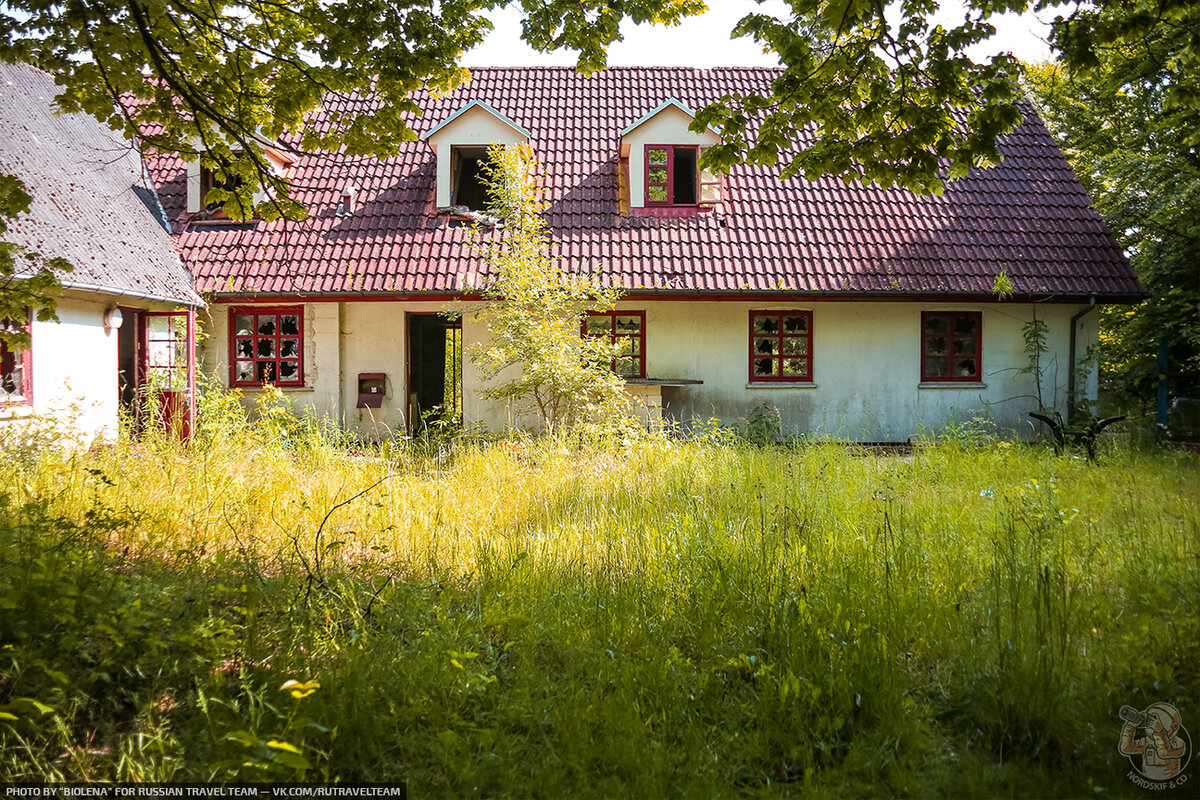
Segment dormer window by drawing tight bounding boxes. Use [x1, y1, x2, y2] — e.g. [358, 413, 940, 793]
[422, 100, 531, 212]
[620, 99, 721, 214]
[645, 145, 698, 206]
[185, 141, 292, 219]
[451, 146, 490, 211]
[199, 158, 245, 213]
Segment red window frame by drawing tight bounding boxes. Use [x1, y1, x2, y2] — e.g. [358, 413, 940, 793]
[644, 145, 697, 207]
[921, 311, 982, 382]
[583, 310, 646, 379]
[229, 306, 304, 387]
[0, 312, 32, 406]
[749, 310, 813, 383]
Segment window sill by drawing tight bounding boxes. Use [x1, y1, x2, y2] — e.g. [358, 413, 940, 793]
[0, 402, 35, 419]
[235, 385, 314, 394]
[746, 382, 818, 389]
[918, 382, 987, 389]
[630, 206, 706, 218]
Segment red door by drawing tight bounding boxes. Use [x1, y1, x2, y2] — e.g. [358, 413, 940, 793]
[141, 311, 195, 438]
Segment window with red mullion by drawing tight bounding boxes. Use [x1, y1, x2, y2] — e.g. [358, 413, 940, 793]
[583, 310, 646, 379]
[645, 146, 673, 205]
[229, 306, 304, 387]
[749, 311, 813, 383]
[921, 311, 982, 381]
[644, 145, 698, 206]
[0, 312, 31, 404]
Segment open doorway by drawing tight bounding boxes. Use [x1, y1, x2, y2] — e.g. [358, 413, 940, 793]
[117, 307, 141, 419]
[407, 313, 462, 433]
[116, 308, 195, 438]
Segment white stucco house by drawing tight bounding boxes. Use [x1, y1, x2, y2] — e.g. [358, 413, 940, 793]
[0, 62, 202, 444]
[136, 67, 1141, 441]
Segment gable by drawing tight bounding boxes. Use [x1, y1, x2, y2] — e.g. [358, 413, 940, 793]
[425, 101, 531, 210]
[620, 100, 722, 209]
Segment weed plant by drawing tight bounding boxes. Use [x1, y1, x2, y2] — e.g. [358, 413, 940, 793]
[0, 408, 1196, 796]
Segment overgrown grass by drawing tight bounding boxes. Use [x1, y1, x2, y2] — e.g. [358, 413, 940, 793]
[0, 411, 1196, 796]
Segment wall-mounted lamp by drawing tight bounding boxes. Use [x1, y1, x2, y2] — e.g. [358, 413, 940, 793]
[103, 306, 124, 332]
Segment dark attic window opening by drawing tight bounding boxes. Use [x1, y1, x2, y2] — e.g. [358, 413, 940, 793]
[200, 161, 246, 214]
[451, 146, 490, 213]
[672, 148, 697, 205]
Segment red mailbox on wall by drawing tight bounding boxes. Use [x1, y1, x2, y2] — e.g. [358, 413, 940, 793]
[357, 373, 386, 409]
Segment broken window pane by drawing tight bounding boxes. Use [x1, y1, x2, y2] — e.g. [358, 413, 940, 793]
[953, 337, 975, 355]
[236, 338, 253, 358]
[616, 315, 641, 333]
[925, 358, 948, 377]
[256, 362, 276, 382]
[585, 316, 610, 335]
[783, 316, 807, 333]
[235, 361, 254, 382]
[755, 337, 776, 355]
[280, 315, 299, 335]
[925, 336, 947, 356]
[755, 357, 776, 376]
[753, 316, 778, 334]
[279, 361, 299, 379]
[954, 316, 977, 335]
[257, 317, 276, 335]
[615, 357, 637, 377]
[280, 338, 299, 358]
[924, 316, 947, 333]
[618, 337, 639, 356]
[782, 358, 807, 377]
[782, 337, 808, 356]
[235, 315, 253, 336]
[257, 339, 275, 357]
[954, 358, 977, 377]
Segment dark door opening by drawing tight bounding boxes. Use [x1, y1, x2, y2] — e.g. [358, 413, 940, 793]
[407, 314, 462, 432]
[117, 307, 141, 417]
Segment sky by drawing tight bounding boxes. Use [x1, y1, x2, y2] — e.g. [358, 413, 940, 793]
[463, 0, 1063, 68]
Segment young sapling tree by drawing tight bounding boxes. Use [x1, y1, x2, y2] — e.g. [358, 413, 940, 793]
[456, 143, 636, 436]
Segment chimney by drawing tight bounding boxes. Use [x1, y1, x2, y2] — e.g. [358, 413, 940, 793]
[336, 183, 357, 216]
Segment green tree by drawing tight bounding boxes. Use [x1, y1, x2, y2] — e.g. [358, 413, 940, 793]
[459, 144, 635, 435]
[1025, 46, 1200, 404]
[0, 175, 71, 350]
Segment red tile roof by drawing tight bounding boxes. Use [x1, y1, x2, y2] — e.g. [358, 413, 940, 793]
[141, 67, 1141, 299]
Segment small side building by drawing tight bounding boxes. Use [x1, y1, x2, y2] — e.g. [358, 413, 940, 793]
[0, 61, 203, 444]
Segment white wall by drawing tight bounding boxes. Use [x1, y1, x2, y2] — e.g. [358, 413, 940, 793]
[201, 298, 1098, 442]
[0, 294, 191, 445]
[19, 296, 119, 443]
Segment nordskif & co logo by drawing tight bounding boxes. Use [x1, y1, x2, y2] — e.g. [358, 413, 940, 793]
[1119, 702, 1191, 790]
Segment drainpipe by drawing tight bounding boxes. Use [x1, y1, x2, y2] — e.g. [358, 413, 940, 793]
[1067, 295, 1097, 426]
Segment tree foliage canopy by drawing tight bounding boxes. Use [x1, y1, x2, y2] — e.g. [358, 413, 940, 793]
[2, 0, 1198, 209]
[0, 175, 71, 349]
[1026, 25, 1200, 402]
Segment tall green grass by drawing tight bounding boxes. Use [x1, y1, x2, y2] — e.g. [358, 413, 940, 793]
[0, 413, 1196, 796]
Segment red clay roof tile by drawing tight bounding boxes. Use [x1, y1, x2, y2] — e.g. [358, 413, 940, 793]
[139, 67, 1140, 299]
